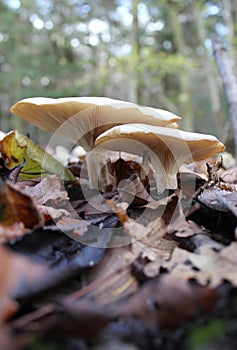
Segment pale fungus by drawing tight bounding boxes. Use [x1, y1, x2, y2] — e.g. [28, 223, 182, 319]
[95, 124, 225, 193]
[11, 97, 225, 192]
[11, 97, 181, 189]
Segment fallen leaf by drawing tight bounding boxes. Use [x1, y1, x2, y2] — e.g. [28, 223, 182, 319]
[219, 242, 237, 264]
[215, 190, 237, 218]
[117, 275, 219, 329]
[220, 166, 237, 184]
[107, 200, 129, 225]
[38, 205, 70, 221]
[0, 246, 46, 323]
[174, 220, 207, 238]
[0, 180, 43, 228]
[163, 243, 237, 288]
[24, 174, 69, 205]
[85, 246, 139, 305]
[118, 173, 153, 205]
[131, 238, 177, 279]
[57, 216, 89, 235]
[0, 130, 75, 181]
[0, 222, 28, 243]
[109, 157, 148, 189]
[198, 188, 231, 212]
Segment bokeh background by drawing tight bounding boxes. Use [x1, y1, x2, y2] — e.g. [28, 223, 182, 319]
[0, 0, 236, 147]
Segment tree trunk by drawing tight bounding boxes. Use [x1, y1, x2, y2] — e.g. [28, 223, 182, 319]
[169, 4, 194, 131]
[128, 0, 140, 103]
[192, 1, 224, 137]
[213, 37, 237, 158]
[222, 0, 236, 68]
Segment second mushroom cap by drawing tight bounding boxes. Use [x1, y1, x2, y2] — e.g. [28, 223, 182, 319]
[94, 123, 225, 192]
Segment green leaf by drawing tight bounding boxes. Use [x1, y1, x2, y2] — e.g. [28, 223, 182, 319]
[186, 319, 230, 349]
[0, 130, 75, 181]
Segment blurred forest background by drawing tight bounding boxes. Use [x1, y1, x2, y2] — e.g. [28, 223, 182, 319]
[0, 0, 237, 147]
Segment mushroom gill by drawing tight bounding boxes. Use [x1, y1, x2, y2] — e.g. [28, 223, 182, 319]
[94, 123, 225, 193]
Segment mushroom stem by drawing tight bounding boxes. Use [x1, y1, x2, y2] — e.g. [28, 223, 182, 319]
[85, 149, 110, 191]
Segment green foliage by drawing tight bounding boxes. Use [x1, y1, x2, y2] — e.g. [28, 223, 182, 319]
[0, 130, 75, 181]
[0, 0, 236, 140]
[186, 319, 230, 349]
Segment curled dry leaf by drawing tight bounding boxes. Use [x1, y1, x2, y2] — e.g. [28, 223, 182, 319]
[198, 188, 231, 212]
[38, 205, 71, 222]
[0, 222, 28, 244]
[84, 245, 139, 305]
[109, 157, 148, 189]
[174, 220, 207, 238]
[24, 174, 69, 205]
[118, 173, 153, 206]
[107, 200, 129, 225]
[215, 190, 237, 218]
[0, 246, 46, 323]
[163, 243, 237, 288]
[56, 216, 89, 237]
[0, 181, 43, 228]
[117, 275, 219, 329]
[220, 166, 237, 184]
[131, 237, 177, 279]
[0, 246, 47, 350]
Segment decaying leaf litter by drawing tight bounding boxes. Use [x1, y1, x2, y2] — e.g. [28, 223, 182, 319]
[0, 98, 237, 350]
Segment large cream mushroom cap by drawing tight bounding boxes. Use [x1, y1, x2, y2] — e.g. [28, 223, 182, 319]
[95, 123, 225, 192]
[11, 97, 180, 151]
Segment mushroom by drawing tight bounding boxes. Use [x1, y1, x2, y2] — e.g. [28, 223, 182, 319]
[11, 97, 181, 189]
[94, 123, 225, 193]
[10, 97, 180, 151]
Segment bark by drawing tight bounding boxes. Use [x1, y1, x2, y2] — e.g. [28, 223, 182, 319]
[213, 37, 237, 158]
[128, 0, 141, 103]
[169, 5, 194, 131]
[192, 1, 224, 137]
[222, 0, 236, 67]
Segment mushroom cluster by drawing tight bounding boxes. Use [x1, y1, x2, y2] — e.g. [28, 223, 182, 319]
[11, 97, 225, 193]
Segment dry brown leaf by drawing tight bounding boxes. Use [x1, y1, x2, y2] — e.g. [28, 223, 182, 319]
[0, 222, 29, 243]
[0, 246, 46, 323]
[198, 188, 231, 212]
[163, 243, 237, 288]
[0, 246, 47, 349]
[81, 194, 112, 220]
[109, 157, 147, 188]
[143, 192, 176, 210]
[85, 246, 139, 305]
[24, 174, 68, 205]
[57, 216, 89, 236]
[107, 200, 129, 225]
[132, 238, 177, 278]
[118, 173, 153, 205]
[220, 166, 237, 184]
[0, 181, 43, 228]
[215, 190, 237, 218]
[174, 220, 207, 238]
[117, 275, 219, 329]
[38, 205, 71, 221]
[219, 242, 237, 265]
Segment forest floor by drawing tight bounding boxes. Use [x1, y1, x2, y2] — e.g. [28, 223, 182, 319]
[0, 133, 237, 350]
